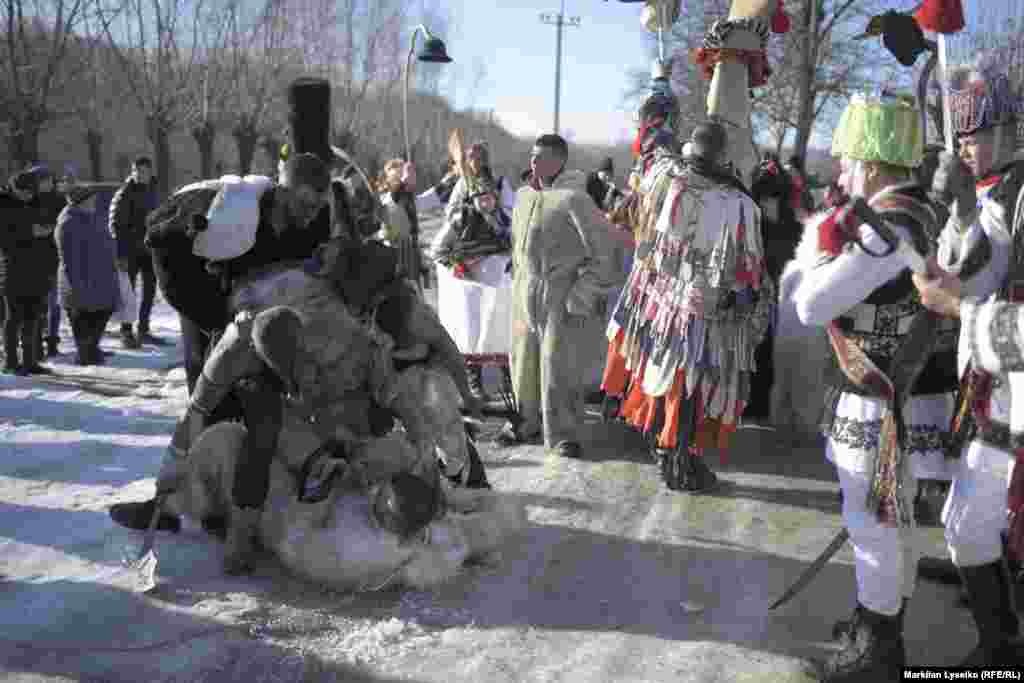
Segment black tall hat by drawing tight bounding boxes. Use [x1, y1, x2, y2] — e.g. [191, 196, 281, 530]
[287, 77, 332, 165]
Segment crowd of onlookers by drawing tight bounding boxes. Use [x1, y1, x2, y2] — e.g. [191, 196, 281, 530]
[0, 156, 164, 374]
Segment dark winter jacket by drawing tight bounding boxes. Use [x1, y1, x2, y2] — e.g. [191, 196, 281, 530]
[146, 185, 330, 332]
[0, 187, 60, 299]
[109, 176, 160, 272]
[55, 197, 120, 313]
[221, 186, 332, 289]
[144, 188, 228, 334]
[35, 190, 66, 288]
[751, 162, 803, 283]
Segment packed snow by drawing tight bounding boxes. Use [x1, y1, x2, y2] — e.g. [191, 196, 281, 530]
[0, 219, 986, 681]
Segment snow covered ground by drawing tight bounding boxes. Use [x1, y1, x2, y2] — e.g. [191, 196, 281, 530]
[0, 222, 983, 682]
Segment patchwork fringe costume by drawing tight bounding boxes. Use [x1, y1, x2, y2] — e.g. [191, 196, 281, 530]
[933, 56, 1024, 668]
[793, 93, 957, 681]
[601, 0, 784, 491]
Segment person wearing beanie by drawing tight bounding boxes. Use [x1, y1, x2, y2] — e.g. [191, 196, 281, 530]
[911, 52, 1024, 668]
[431, 140, 516, 402]
[791, 91, 957, 680]
[26, 166, 65, 359]
[54, 185, 120, 365]
[585, 157, 624, 214]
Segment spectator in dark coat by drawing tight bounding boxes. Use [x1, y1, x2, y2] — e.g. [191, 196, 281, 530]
[109, 156, 162, 348]
[55, 186, 121, 365]
[0, 171, 59, 374]
[28, 167, 66, 358]
[144, 189, 228, 394]
[585, 157, 624, 213]
[742, 155, 806, 423]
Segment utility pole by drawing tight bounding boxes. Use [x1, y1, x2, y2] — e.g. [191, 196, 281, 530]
[539, 0, 580, 135]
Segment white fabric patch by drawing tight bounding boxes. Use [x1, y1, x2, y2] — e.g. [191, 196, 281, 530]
[193, 174, 274, 262]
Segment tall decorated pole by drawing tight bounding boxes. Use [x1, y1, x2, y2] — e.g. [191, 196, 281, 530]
[693, 0, 784, 173]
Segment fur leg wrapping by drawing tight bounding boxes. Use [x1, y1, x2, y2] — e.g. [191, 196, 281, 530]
[191, 312, 264, 415]
[224, 506, 262, 575]
[167, 422, 527, 592]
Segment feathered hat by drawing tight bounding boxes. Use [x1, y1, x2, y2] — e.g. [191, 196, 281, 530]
[945, 53, 1022, 137]
[831, 92, 924, 169]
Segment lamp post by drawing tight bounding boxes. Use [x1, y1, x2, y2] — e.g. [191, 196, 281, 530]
[403, 25, 452, 164]
[540, 2, 581, 135]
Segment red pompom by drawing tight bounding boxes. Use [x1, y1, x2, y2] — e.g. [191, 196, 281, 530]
[913, 0, 965, 35]
[771, 0, 791, 33]
[817, 204, 857, 256]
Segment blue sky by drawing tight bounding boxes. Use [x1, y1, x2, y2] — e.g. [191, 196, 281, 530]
[432, 0, 1021, 148]
[439, 1, 652, 145]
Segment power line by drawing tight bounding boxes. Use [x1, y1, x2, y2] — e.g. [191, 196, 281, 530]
[539, 0, 581, 136]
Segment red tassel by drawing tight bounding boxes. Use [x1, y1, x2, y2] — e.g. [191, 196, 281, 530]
[913, 0, 965, 34]
[817, 205, 856, 256]
[631, 126, 645, 158]
[771, 0, 790, 34]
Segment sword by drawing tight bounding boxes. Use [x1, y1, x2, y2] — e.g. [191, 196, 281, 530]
[769, 527, 849, 610]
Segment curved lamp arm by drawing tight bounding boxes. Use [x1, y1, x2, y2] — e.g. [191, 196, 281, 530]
[403, 25, 433, 164]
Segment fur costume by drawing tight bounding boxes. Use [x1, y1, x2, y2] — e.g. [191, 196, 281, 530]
[167, 422, 524, 592]
[155, 263, 524, 588]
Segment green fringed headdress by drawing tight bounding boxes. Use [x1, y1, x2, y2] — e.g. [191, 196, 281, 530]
[831, 93, 923, 168]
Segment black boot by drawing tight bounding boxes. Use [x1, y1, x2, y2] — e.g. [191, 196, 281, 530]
[833, 598, 906, 649]
[109, 498, 181, 533]
[121, 324, 141, 349]
[2, 324, 18, 373]
[45, 335, 59, 358]
[466, 365, 488, 401]
[820, 604, 904, 682]
[958, 560, 1024, 666]
[138, 323, 167, 346]
[21, 323, 51, 375]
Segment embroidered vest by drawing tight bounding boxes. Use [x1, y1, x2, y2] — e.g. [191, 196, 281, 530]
[824, 184, 959, 398]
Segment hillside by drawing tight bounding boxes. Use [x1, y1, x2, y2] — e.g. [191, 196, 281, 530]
[3, 82, 834, 193]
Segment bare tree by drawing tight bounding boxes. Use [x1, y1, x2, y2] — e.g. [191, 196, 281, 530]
[186, 5, 234, 180]
[622, 0, 895, 164]
[223, 0, 294, 175]
[0, 0, 89, 169]
[72, 14, 125, 180]
[95, 0, 211, 195]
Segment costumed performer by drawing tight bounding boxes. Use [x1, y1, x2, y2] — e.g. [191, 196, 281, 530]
[911, 53, 1024, 667]
[792, 91, 957, 680]
[433, 141, 516, 400]
[600, 0, 782, 492]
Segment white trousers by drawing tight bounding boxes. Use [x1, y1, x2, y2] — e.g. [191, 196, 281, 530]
[836, 465, 921, 616]
[943, 440, 1015, 568]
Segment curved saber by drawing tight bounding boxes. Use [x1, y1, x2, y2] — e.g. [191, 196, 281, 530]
[769, 527, 849, 610]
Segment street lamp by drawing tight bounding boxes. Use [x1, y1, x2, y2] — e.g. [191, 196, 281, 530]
[403, 25, 452, 164]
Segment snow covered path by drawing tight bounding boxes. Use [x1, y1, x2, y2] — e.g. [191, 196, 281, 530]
[0, 269, 980, 681]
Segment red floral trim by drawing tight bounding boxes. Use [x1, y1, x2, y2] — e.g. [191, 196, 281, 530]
[690, 47, 771, 88]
